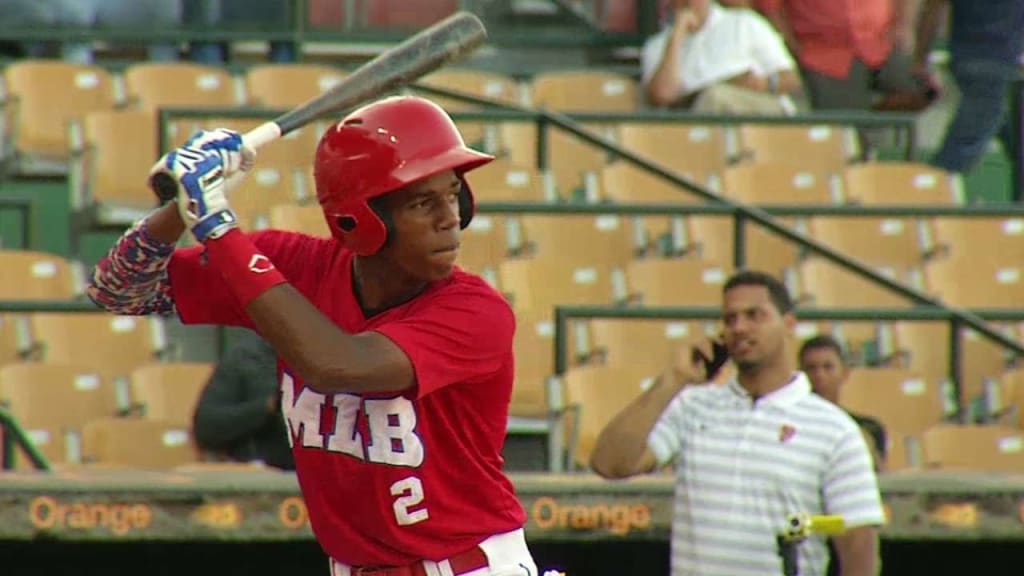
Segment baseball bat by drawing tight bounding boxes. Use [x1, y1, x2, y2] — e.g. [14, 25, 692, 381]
[149, 10, 488, 203]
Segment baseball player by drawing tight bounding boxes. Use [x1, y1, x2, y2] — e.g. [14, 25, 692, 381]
[87, 95, 538, 576]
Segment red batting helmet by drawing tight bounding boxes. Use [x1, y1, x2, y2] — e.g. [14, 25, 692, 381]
[313, 95, 494, 255]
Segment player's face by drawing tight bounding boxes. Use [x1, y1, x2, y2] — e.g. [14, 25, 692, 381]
[720, 285, 792, 371]
[381, 169, 462, 281]
[800, 347, 847, 404]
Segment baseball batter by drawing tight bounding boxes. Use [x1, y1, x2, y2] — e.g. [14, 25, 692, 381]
[87, 96, 538, 576]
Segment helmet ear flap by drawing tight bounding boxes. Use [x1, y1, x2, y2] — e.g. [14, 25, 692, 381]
[458, 179, 475, 230]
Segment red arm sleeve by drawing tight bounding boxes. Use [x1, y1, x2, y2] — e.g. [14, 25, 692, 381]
[373, 280, 515, 399]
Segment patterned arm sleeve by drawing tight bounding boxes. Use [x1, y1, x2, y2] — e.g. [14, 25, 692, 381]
[86, 219, 178, 316]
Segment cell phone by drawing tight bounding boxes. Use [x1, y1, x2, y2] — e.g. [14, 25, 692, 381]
[698, 340, 730, 380]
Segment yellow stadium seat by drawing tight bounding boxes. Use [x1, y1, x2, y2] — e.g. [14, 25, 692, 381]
[0, 363, 123, 466]
[2, 60, 117, 167]
[922, 424, 1024, 472]
[129, 362, 215, 428]
[842, 162, 962, 205]
[736, 124, 856, 175]
[0, 250, 80, 300]
[81, 417, 197, 468]
[245, 63, 347, 109]
[27, 313, 164, 378]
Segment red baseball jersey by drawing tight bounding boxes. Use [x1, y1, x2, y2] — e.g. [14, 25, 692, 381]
[167, 230, 527, 565]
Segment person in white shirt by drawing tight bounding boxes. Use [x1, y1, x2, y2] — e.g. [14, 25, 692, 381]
[590, 270, 884, 576]
[642, 0, 802, 113]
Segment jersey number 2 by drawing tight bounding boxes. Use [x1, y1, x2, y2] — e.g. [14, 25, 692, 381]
[391, 476, 429, 526]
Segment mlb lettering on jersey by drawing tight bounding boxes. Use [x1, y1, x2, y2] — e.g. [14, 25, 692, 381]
[280, 373, 424, 466]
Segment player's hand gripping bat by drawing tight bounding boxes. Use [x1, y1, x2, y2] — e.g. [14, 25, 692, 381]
[149, 11, 488, 203]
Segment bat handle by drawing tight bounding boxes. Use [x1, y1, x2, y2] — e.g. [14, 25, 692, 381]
[148, 121, 283, 204]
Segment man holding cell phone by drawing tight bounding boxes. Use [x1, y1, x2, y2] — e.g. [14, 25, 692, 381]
[590, 269, 885, 576]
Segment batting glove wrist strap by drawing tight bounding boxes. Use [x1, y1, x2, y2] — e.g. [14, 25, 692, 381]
[191, 209, 239, 243]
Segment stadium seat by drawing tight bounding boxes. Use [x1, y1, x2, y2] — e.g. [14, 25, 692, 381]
[529, 71, 638, 112]
[685, 216, 802, 277]
[456, 214, 509, 279]
[69, 109, 158, 214]
[0, 314, 29, 364]
[510, 309, 558, 418]
[267, 204, 330, 237]
[1, 60, 117, 169]
[888, 322, 1013, 406]
[81, 417, 196, 468]
[0, 250, 79, 300]
[929, 217, 1024, 264]
[123, 63, 238, 112]
[615, 122, 729, 180]
[584, 318, 706, 369]
[626, 257, 729, 307]
[468, 157, 551, 202]
[513, 214, 636, 268]
[735, 124, 856, 175]
[245, 63, 347, 109]
[719, 162, 838, 205]
[839, 368, 948, 438]
[922, 424, 1024, 472]
[0, 363, 123, 466]
[842, 162, 962, 205]
[924, 256, 1024, 308]
[415, 69, 523, 148]
[498, 256, 620, 321]
[560, 364, 659, 469]
[808, 216, 928, 269]
[994, 369, 1024, 429]
[27, 313, 164, 378]
[129, 362, 215, 428]
[227, 158, 309, 231]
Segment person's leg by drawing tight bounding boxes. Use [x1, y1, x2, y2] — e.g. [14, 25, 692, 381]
[800, 60, 874, 111]
[268, 41, 296, 63]
[185, 0, 226, 63]
[931, 58, 1017, 173]
[49, 0, 96, 64]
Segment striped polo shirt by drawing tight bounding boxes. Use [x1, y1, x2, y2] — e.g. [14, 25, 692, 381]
[648, 372, 884, 576]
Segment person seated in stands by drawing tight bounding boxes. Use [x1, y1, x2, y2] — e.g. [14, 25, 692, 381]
[799, 334, 887, 472]
[641, 0, 802, 114]
[0, 0, 182, 64]
[193, 328, 294, 471]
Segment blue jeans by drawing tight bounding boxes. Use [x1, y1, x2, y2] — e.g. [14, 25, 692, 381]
[931, 58, 1018, 173]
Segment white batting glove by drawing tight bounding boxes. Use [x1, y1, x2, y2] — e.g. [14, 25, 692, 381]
[152, 129, 255, 243]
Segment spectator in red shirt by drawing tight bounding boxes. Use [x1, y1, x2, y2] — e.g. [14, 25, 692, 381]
[754, 0, 936, 113]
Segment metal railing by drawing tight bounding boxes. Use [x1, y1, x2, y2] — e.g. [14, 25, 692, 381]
[0, 406, 51, 471]
[551, 304, 1024, 387]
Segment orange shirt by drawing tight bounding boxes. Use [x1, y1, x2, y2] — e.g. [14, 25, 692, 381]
[756, 0, 896, 78]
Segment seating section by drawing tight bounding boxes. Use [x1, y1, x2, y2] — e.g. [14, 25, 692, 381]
[2, 59, 1021, 474]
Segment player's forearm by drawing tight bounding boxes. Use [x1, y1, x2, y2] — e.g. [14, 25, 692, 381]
[86, 217, 177, 316]
[243, 283, 412, 394]
[590, 372, 683, 478]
